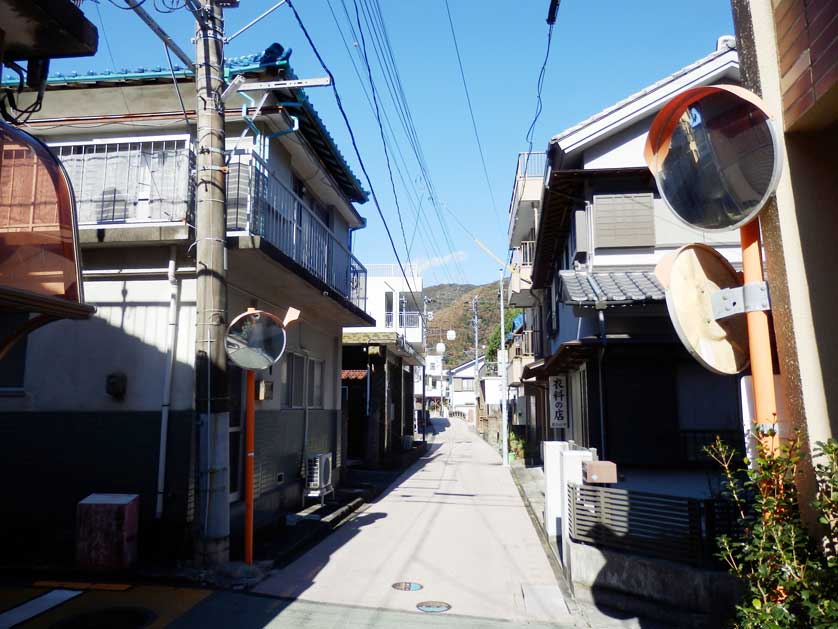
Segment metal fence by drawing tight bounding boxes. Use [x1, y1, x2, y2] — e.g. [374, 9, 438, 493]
[516, 151, 547, 179]
[568, 483, 737, 566]
[53, 137, 192, 225]
[384, 311, 421, 329]
[227, 154, 367, 310]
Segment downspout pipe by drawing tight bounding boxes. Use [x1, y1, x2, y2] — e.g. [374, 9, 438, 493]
[597, 309, 607, 460]
[156, 246, 180, 519]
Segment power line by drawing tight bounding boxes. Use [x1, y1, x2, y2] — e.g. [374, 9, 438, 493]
[338, 0, 468, 284]
[324, 0, 457, 287]
[285, 0, 427, 321]
[520, 20, 556, 190]
[442, 0, 500, 223]
[351, 0, 412, 282]
[332, 0, 469, 286]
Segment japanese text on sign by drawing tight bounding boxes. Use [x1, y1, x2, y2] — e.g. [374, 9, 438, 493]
[549, 375, 568, 429]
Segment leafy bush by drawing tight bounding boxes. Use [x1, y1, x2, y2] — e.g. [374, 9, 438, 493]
[707, 432, 838, 628]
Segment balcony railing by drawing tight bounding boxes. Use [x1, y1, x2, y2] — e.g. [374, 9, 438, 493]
[384, 311, 421, 329]
[227, 154, 367, 310]
[512, 330, 534, 358]
[515, 151, 546, 179]
[53, 136, 192, 225]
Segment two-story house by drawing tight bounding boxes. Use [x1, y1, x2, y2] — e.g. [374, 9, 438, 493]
[511, 38, 746, 495]
[0, 46, 374, 560]
[341, 264, 423, 467]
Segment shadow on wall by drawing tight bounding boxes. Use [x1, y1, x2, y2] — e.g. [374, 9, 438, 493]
[0, 307, 196, 564]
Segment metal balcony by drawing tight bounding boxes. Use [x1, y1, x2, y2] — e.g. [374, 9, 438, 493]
[384, 311, 422, 329]
[508, 151, 545, 247]
[508, 240, 536, 307]
[227, 154, 367, 310]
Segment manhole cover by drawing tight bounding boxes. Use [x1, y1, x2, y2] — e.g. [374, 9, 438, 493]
[417, 601, 451, 613]
[392, 581, 423, 592]
[50, 606, 156, 628]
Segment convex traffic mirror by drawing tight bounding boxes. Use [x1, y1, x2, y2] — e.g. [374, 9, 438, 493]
[225, 310, 287, 370]
[644, 85, 782, 231]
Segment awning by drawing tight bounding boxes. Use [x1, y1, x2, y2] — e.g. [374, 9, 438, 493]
[341, 369, 368, 380]
[524, 341, 601, 379]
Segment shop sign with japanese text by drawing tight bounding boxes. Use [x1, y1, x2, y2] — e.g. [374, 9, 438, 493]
[549, 374, 568, 429]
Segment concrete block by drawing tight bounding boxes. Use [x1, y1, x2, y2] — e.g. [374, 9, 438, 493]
[542, 441, 568, 537]
[76, 493, 139, 571]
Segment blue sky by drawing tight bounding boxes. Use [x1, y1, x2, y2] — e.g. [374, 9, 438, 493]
[52, 0, 734, 286]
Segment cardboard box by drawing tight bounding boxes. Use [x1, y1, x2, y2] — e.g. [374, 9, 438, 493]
[583, 460, 617, 484]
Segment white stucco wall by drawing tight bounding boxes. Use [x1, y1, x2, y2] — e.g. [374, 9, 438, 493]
[5, 277, 197, 412]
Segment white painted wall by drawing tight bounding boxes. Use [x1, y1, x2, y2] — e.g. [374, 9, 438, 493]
[4, 277, 197, 412]
[349, 269, 424, 347]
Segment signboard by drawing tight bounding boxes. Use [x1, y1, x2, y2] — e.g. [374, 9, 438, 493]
[548, 374, 568, 429]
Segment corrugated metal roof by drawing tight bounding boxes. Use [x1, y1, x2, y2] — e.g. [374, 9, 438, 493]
[560, 270, 664, 306]
[341, 369, 368, 380]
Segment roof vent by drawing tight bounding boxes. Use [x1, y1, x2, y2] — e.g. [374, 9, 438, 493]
[717, 35, 736, 51]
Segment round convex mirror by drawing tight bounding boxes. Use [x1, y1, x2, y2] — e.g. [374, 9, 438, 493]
[646, 86, 782, 232]
[225, 310, 287, 370]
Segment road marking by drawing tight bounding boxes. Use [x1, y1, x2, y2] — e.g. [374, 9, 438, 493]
[0, 589, 82, 628]
[33, 582, 131, 592]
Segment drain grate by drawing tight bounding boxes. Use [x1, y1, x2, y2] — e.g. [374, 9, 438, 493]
[392, 581, 423, 592]
[417, 601, 451, 613]
[50, 606, 156, 628]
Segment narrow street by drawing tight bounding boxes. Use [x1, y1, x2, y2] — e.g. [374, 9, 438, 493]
[255, 416, 573, 626]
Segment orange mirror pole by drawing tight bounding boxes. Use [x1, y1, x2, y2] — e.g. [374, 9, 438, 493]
[244, 368, 256, 564]
[741, 220, 778, 454]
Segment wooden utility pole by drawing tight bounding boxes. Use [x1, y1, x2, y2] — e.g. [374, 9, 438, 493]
[194, 0, 230, 564]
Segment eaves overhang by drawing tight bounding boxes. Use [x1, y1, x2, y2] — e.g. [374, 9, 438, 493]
[550, 46, 740, 160]
[530, 167, 653, 288]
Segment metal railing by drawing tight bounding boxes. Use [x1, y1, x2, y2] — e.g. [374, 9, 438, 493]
[520, 240, 535, 266]
[507, 152, 547, 220]
[516, 151, 546, 179]
[53, 136, 192, 225]
[568, 483, 737, 566]
[512, 330, 534, 358]
[384, 311, 421, 329]
[227, 154, 367, 310]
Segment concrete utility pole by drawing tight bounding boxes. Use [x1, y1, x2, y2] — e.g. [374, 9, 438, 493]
[194, 0, 230, 564]
[472, 295, 479, 374]
[499, 271, 509, 467]
[422, 296, 431, 442]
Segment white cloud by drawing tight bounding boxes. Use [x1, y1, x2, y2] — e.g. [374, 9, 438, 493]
[414, 251, 467, 274]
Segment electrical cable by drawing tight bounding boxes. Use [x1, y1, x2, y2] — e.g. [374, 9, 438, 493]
[337, 0, 469, 286]
[352, 0, 413, 286]
[442, 0, 500, 224]
[285, 0, 427, 324]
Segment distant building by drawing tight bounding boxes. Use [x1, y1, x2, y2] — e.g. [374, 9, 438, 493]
[341, 264, 424, 466]
[447, 355, 484, 423]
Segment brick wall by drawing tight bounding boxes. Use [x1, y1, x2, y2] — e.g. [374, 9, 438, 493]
[773, 0, 837, 129]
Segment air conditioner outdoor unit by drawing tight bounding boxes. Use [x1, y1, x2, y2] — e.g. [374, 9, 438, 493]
[305, 452, 334, 505]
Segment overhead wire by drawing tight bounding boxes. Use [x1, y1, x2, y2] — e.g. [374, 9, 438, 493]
[324, 0, 452, 287]
[284, 0, 427, 322]
[332, 0, 467, 288]
[337, 0, 469, 286]
[358, 0, 470, 285]
[442, 0, 500, 224]
[351, 0, 413, 288]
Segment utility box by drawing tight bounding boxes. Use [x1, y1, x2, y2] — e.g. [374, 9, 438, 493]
[583, 460, 617, 484]
[76, 494, 139, 571]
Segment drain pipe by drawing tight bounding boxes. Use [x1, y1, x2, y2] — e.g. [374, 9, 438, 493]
[156, 246, 180, 519]
[597, 309, 607, 460]
[300, 349, 311, 509]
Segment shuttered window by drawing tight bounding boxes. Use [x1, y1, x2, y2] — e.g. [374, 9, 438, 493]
[593, 193, 655, 248]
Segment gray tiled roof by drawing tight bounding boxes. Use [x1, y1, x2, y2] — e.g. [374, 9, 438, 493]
[559, 270, 665, 306]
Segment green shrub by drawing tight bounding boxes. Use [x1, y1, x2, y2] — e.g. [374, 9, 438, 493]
[707, 432, 838, 628]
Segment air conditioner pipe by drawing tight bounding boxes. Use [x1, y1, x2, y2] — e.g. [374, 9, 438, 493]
[156, 246, 181, 519]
